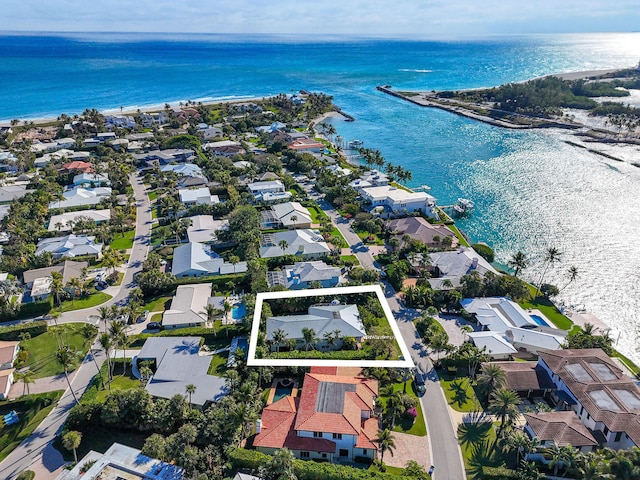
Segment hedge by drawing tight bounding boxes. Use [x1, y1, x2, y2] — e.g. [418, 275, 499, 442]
[227, 448, 411, 480]
[479, 466, 519, 479]
[174, 273, 250, 291]
[0, 321, 48, 340]
[15, 471, 35, 480]
[266, 350, 373, 360]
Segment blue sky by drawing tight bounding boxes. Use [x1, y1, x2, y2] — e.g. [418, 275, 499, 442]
[1, 0, 638, 35]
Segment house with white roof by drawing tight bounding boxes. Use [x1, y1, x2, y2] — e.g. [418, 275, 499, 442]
[172, 242, 248, 278]
[35, 234, 103, 259]
[266, 304, 366, 351]
[203, 140, 246, 157]
[325, 165, 352, 176]
[267, 261, 341, 290]
[262, 202, 313, 229]
[0, 185, 35, 204]
[418, 246, 498, 289]
[248, 180, 292, 204]
[185, 215, 229, 244]
[461, 297, 566, 356]
[161, 163, 207, 187]
[259, 229, 330, 259]
[360, 170, 389, 187]
[48, 209, 111, 231]
[162, 284, 212, 329]
[361, 185, 437, 218]
[104, 114, 137, 129]
[72, 173, 110, 187]
[179, 187, 220, 206]
[135, 336, 227, 407]
[48, 186, 112, 210]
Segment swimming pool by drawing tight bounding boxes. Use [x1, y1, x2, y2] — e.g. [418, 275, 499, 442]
[530, 314, 550, 327]
[232, 303, 246, 320]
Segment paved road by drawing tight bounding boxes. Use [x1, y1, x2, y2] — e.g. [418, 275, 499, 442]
[57, 172, 152, 325]
[0, 346, 107, 480]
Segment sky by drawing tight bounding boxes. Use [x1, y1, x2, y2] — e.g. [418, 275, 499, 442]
[1, 0, 638, 36]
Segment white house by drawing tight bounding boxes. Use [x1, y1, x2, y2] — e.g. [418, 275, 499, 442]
[262, 202, 313, 229]
[185, 215, 229, 244]
[259, 229, 330, 259]
[161, 163, 207, 187]
[48, 209, 111, 231]
[48, 187, 112, 210]
[162, 284, 212, 329]
[72, 173, 110, 187]
[267, 261, 341, 290]
[361, 185, 437, 218]
[172, 242, 248, 278]
[35, 234, 103, 259]
[248, 180, 291, 204]
[179, 187, 220, 206]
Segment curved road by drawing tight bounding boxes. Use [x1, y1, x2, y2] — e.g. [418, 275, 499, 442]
[0, 173, 151, 479]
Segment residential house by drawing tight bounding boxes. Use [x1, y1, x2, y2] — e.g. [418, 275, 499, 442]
[533, 348, 640, 450]
[160, 163, 207, 187]
[135, 337, 227, 407]
[483, 361, 555, 398]
[266, 304, 366, 351]
[60, 160, 94, 174]
[287, 138, 324, 153]
[203, 140, 246, 157]
[139, 111, 169, 127]
[104, 115, 137, 129]
[360, 185, 438, 218]
[257, 121, 287, 133]
[72, 173, 110, 187]
[248, 180, 292, 204]
[419, 246, 499, 289]
[31, 138, 76, 154]
[22, 260, 89, 289]
[172, 242, 248, 278]
[35, 149, 90, 168]
[35, 234, 103, 259]
[349, 179, 373, 191]
[202, 126, 223, 140]
[135, 148, 195, 165]
[126, 132, 154, 141]
[48, 209, 111, 232]
[185, 215, 229, 244]
[0, 185, 35, 204]
[461, 297, 566, 356]
[0, 341, 20, 370]
[48, 186, 112, 210]
[387, 216, 458, 249]
[267, 261, 341, 290]
[261, 202, 313, 229]
[254, 368, 378, 462]
[524, 412, 599, 455]
[178, 187, 220, 206]
[0, 368, 14, 400]
[325, 165, 352, 176]
[259, 229, 330, 259]
[162, 284, 212, 329]
[360, 170, 389, 187]
[55, 442, 185, 480]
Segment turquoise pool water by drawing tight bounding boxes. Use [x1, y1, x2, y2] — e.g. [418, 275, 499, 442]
[232, 303, 246, 320]
[530, 314, 550, 327]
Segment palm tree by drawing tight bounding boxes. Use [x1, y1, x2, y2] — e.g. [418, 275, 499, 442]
[290, 214, 298, 229]
[79, 323, 104, 389]
[97, 305, 111, 333]
[536, 246, 562, 298]
[229, 255, 240, 275]
[489, 388, 521, 437]
[62, 430, 82, 464]
[99, 332, 114, 388]
[200, 303, 219, 334]
[223, 300, 232, 337]
[375, 428, 396, 465]
[272, 328, 287, 353]
[56, 346, 80, 405]
[476, 363, 507, 398]
[15, 370, 35, 396]
[66, 277, 82, 305]
[386, 390, 404, 427]
[278, 239, 289, 255]
[301, 327, 316, 351]
[508, 251, 529, 278]
[262, 447, 297, 480]
[50, 271, 64, 305]
[561, 265, 579, 291]
[185, 383, 196, 406]
[109, 320, 129, 374]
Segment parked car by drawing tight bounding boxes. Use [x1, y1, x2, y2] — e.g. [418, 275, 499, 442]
[147, 322, 161, 330]
[137, 310, 150, 323]
[413, 374, 426, 395]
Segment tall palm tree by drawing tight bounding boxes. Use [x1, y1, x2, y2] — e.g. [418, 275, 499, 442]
[80, 323, 104, 389]
[477, 363, 507, 398]
[272, 328, 287, 353]
[508, 251, 529, 278]
[278, 239, 289, 255]
[489, 388, 521, 437]
[99, 332, 114, 388]
[62, 430, 82, 464]
[561, 265, 579, 291]
[290, 215, 298, 229]
[386, 390, 404, 428]
[97, 305, 111, 333]
[66, 277, 82, 305]
[200, 303, 219, 335]
[56, 346, 80, 405]
[185, 384, 196, 406]
[536, 246, 562, 298]
[223, 300, 232, 337]
[15, 370, 35, 396]
[50, 271, 64, 305]
[301, 327, 316, 351]
[375, 428, 396, 464]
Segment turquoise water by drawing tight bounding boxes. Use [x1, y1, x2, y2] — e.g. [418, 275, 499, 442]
[2, 33, 640, 362]
[232, 303, 246, 320]
[530, 315, 550, 328]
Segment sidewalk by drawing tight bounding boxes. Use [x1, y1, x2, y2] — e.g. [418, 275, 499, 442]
[8, 372, 75, 400]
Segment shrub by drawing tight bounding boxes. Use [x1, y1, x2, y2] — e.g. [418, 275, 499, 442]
[471, 243, 494, 263]
[15, 471, 35, 480]
[0, 320, 48, 340]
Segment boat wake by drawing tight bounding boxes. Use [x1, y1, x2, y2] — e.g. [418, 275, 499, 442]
[398, 68, 433, 73]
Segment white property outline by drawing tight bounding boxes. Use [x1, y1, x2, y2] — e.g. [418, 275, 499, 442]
[247, 285, 414, 368]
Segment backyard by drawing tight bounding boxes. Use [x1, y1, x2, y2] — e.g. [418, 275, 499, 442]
[58, 291, 112, 313]
[438, 370, 482, 413]
[377, 381, 427, 437]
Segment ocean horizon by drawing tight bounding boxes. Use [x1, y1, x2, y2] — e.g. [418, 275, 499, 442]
[2, 32, 640, 362]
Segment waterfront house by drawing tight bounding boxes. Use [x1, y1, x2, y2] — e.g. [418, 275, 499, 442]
[185, 215, 229, 244]
[135, 336, 227, 407]
[533, 348, 640, 450]
[360, 169, 389, 187]
[162, 284, 212, 329]
[139, 111, 169, 127]
[254, 368, 378, 462]
[48, 209, 111, 232]
[287, 138, 324, 153]
[172, 242, 248, 278]
[387, 216, 458, 249]
[259, 229, 330, 259]
[419, 246, 498, 289]
[178, 187, 220, 206]
[325, 164, 352, 176]
[266, 261, 341, 290]
[48, 186, 112, 210]
[104, 115, 136, 129]
[261, 202, 313, 229]
[461, 297, 566, 356]
[360, 185, 437, 218]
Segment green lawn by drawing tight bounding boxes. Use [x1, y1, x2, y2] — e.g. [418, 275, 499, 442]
[308, 205, 328, 223]
[150, 312, 162, 323]
[340, 254, 359, 265]
[21, 323, 93, 378]
[377, 382, 427, 436]
[148, 191, 158, 201]
[94, 366, 141, 403]
[143, 295, 172, 312]
[458, 421, 499, 476]
[438, 371, 482, 412]
[0, 391, 64, 461]
[207, 353, 229, 376]
[110, 229, 135, 250]
[447, 224, 470, 247]
[518, 285, 573, 330]
[59, 292, 112, 313]
[356, 230, 385, 246]
[329, 227, 348, 247]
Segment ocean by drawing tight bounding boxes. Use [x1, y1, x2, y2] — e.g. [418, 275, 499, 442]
[1, 32, 640, 362]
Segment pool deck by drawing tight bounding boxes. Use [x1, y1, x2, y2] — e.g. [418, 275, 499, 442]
[267, 378, 299, 405]
[526, 309, 556, 329]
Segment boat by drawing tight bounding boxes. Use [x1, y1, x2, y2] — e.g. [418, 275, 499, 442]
[453, 198, 474, 216]
[348, 140, 363, 148]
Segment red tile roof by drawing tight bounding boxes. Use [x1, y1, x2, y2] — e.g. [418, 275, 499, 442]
[356, 417, 379, 449]
[62, 161, 93, 173]
[525, 411, 598, 447]
[287, 139, 324, 150]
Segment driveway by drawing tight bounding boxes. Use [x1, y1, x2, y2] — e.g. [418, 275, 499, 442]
[384, 431, 431, 471]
